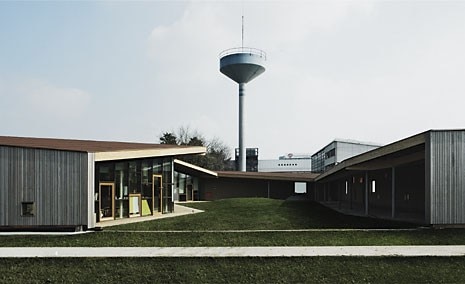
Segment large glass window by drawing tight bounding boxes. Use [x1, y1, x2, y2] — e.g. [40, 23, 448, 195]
[163, 159, 173, 213]
[95, 157, 174, 222]
[115, 162, 129, 219]
[98, 163, 114, 181]
[128, 161, 140, 195]
[141, 160, 153, 216]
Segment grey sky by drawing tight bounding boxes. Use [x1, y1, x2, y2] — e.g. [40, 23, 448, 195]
[1, 1, 464, 159]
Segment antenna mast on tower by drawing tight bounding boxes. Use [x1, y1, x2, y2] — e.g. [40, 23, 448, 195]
[241, 15, 244, 47]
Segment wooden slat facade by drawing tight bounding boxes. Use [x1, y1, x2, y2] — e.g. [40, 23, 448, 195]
[428, 130, 465, 225]
[0, 146, 88, 228]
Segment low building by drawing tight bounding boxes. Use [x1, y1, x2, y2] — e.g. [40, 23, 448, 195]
[311, 139, 382, 173]
[199, 171, 318, 201]
[259, 153, 312, 172]
[0, 136, 205, 231]
[4, 129, 465, 229]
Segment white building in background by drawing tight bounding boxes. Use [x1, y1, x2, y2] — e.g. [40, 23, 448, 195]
[311, 139, 382, 173]
[258, 153, 312, 172]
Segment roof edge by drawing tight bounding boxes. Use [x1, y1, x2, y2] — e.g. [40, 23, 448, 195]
[174, 159, 218, 178]
[95, 147, 206, 161]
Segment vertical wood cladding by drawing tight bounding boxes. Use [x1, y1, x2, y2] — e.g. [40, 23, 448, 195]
[198, 178, 296, 201]
[429, 131, 465, 225]
[0, 146, 88, 227]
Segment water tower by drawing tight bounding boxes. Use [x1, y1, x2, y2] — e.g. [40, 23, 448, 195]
[219, 17, 266, 172]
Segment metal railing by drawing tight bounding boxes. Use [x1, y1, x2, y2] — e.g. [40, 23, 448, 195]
[219, 47, 267, 60]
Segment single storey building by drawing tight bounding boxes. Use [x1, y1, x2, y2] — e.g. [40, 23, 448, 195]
[199, 171, 318, 201]
[0, 136, 205, 231]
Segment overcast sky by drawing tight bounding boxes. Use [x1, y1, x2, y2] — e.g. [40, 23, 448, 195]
[1, 1, 464, 159]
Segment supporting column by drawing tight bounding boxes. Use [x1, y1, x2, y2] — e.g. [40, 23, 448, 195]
[349, 178, 352, 209]
[391, 167, 396, 219]
[365, 172, 369, 216]
[267, 181, 270, 198]
[119, 170, 124, 218]
[238, 83, 246, 172]
[323, 183, 327, 201]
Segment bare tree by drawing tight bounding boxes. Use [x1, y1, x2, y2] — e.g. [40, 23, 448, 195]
[158, 127, 231, 170]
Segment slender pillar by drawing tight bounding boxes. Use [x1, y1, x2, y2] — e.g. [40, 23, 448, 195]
[119, 170, 124, 218]
[391, 167, 396, 218]
[365, 172, 369, 216]
[238, 83, 246, 172]
[323, 183, 327, 201]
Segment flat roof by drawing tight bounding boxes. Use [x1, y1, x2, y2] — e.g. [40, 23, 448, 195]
[0, 136, 206, 161]
[311, 138, 382, 158]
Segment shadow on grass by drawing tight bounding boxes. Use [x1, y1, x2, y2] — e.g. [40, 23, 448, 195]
[279, 200, 416, 229]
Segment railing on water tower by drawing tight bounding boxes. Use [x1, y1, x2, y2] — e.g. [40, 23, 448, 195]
[219, 47, 267, 60]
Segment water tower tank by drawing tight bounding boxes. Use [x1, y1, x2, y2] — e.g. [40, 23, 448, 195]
[219, 47, 266, 171]
[220, 47, 266, 83]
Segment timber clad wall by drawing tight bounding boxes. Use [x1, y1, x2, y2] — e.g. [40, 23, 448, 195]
[199, 178, 297, 201]
[0, 146, 88, 227]
[429, 131, 465, 225]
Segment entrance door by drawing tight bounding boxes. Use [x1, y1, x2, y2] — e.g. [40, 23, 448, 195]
[99, 183, 115, 221]
[141, 180, 154, 216]
[152, 175, 163, 213]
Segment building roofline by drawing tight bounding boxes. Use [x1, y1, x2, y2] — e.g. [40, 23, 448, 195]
[94, 147, 206, 161]
[333, 138, 384, 147]
[311, 138, 383, 158]
[0, 136, 206, 160]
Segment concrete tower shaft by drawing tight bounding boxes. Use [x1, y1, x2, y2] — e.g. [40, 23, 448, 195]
[219, 47, 266, 171]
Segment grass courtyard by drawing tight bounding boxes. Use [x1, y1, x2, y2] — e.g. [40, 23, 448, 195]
[2, 198, 465, 247]
[1, 198, 465, 283]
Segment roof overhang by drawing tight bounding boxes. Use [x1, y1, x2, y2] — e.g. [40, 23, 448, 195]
[94, 147, 206, 162]
[174, 159, 218, 178]
[0, 136, 207, 161]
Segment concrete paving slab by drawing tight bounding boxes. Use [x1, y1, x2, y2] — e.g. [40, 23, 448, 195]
[97, 204, 204, 228]
[0, 205, 204, 235]
[2, 246, 465, 258]
[104, 228, 419, 233]
[0, 231, 91, 236]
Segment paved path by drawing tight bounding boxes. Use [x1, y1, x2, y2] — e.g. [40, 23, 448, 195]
[104, 228, 419, 233]
[2, 246, 465, 258]
[98, 204, 204, 228]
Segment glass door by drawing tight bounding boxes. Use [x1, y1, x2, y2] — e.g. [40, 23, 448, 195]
[152, 175, 162, 213]
[99, 183, 115, 221]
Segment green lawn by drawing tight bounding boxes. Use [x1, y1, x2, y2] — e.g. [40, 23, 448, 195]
[109, 198, 415, 231]
[1, 198, 465, 247]
[1, 257, 465, 283]
[2, 198, 465, 283]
